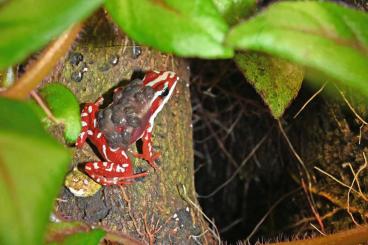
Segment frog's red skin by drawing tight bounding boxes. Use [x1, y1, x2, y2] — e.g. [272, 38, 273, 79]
[75, 71, 179, 186]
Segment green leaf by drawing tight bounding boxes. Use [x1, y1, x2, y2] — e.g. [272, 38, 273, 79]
[0, 0, 103, 69]
[105, 0, 233, 58]
[0, 97, 71, 245]
[47, 222, 105, 245]
[227, 2, 368, 95]
[39, 83, 81, 143]
[212, 0, 257, 25]
[235, 52, 304, 118]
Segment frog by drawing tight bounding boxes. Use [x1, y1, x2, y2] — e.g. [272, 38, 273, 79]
[75, 70, 179, 186]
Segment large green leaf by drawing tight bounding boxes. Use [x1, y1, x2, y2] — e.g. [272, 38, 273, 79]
[212, 0, 257, 25]
[39, 83, 81, 143]
[0, 97, 71, 245]
[227, 2, 368, 94]
[235, 52, 304, 118]
[105, 0, 233, 58]
[0, 0, 103, 69]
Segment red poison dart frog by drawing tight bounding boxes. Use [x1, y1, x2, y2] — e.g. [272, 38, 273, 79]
[76, 71, 179, 186]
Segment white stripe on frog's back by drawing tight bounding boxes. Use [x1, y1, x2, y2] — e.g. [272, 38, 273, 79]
[145, 71, 173, 87]
[148, 75, 179, 132]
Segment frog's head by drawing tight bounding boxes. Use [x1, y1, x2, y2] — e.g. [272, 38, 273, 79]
[143, 70, 179, 127]
[143, 70, 178, 99]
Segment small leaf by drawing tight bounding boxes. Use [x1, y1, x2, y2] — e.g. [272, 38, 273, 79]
[105, 0, 233, 58]
[235, 52, 304, 118]
[0, 0, 103, 69]
[0, 97, 71, 245]
[227, 2, 368, 95]
[46, 222, 105, 245]
[39, 83, 81, 143]
[212, 0, 257, 25]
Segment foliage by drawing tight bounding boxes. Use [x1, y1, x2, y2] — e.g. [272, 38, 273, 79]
[39, 83, 81, 143]
[105, 0, 233, 58]
[235, 52, 304, 118]
[0, 0, 103, 68]
[0, 0, 367, 243]
[212, 0, 257, 24]
[0, 97, 71, 245]
[1, 0, 367, 116]
[228, 2, 368, 109]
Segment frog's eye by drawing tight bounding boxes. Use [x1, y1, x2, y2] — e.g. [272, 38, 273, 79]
[160, 86, 170, 97]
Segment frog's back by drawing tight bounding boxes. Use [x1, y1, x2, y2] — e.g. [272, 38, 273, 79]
[97, 79, 155, 149]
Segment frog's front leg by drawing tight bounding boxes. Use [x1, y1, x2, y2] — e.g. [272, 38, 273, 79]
[132, 125, 160, 170]
[75, 97, 104, 148]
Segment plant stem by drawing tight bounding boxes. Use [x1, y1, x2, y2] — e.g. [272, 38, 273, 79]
[1, 23, 82, 100]
[271, 226, 368, 245]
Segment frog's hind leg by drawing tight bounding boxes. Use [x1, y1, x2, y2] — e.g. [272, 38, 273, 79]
[84, 161, 147, 186]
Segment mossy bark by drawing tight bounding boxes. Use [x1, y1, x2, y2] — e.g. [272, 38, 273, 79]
[44, 10, 211, 244]
[285, 84, 368, 233]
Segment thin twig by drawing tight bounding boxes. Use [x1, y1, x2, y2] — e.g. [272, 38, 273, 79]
[293, 82, 327, 119]
[200, 108, 240, 168]
[245, 188, 301, 242]
[198, 132, 269, 198]
[336, 85, 368, 125]
[220, 218, 243, 233]
[284, 208, 341, 230]
[310, 223, 327, 236]
[278, 120, 313, 191]
[315, 166, 348, 188]
[336, 85, 368, 145]
[30, 90, 58, 123]
[177, 184, 221, 244]
[347, 152, 368, 225]
[357, 153, 368, 197]
[120, 187, 144, 237]
[223, 111, 243, 140]
[189, 230, 209, 245]
[301, 179, 325, 232]
[347, 168, 360, 226]
[278, 120, 319, 226]
[314, 166, 363, 198]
